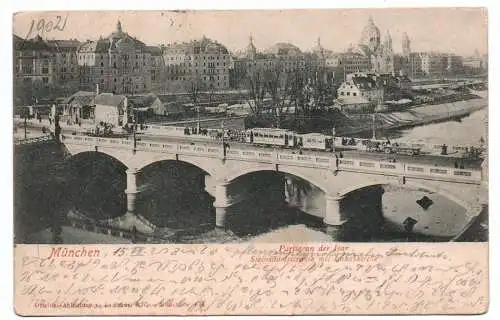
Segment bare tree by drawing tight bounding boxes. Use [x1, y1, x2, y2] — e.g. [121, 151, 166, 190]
[245, 66, 268, 115]
[185, 76, 205, 106]
[266, 60, 297, 128]
[294, 62, 330, 118]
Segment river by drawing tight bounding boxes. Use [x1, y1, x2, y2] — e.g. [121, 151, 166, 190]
[386, 108, 488, 145]
[377, 108, 488, 145]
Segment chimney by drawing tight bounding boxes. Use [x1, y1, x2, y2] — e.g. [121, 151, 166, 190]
[96, 83, 100, 95]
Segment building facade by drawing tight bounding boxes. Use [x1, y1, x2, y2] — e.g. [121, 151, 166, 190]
[335, 72, 411, 113]
[162, 36, 231, 93]
[324, 51, 371, 83]
[230, 37, 330, 89]
[147, 46, 166, 92]
[14, 35, 57, 104]
[77, 21, 153, 95]
[47, 39, 81, 93]
[94, 92, 128, 127]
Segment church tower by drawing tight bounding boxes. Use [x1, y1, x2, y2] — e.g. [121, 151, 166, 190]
[314, 36, 324, 57]
[402, 32, 411, 56]
[245, 35, 257, 60]
[384, 30, 393, 54]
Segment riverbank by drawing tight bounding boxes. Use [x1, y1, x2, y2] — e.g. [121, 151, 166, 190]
[339, 97, 487, 137]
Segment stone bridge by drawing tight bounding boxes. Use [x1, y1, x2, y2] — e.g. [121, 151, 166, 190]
[60, 134, 488, 238]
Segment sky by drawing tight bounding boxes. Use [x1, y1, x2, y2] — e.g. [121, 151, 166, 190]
[12, 8, 488, 56]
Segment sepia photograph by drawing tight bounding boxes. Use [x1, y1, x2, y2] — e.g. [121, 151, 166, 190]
[13, 8, 488, 245]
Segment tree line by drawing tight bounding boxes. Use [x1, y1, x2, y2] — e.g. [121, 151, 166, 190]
[244, 60, 335, 129]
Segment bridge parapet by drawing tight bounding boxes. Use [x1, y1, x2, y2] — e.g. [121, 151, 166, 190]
[60, 134, 482, 184]
[333, 136, 484, 155]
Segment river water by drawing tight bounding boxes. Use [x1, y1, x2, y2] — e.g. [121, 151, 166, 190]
[387, 108, 488, 145]
[17, 108, 488, 244]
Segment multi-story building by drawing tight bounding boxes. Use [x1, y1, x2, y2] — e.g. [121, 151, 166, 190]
[147, 46, 165, 92]
[162, 36, 231, 93]
[77, 21, 152, 95]
[324, 51, 371, 83]
[463, 51, 487, 75]
[335, 72, 384, 113]
[446, 54, 464, 76]
[47, 39, 81, 95]
[408, 52, 424, 78]
[335, 72, 411, 112]
[14, 35, 58, 104]
[420, 52, 448, 78]
[230, 37, 331, 89]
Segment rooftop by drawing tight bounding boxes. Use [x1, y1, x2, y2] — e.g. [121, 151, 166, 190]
[163, 37, 229, 55]
[94, 93, 127, 107]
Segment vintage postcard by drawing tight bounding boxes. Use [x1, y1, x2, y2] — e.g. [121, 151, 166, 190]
[13, 8, 488, 315]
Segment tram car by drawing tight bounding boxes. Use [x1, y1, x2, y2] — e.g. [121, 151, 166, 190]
[244, 128, 335, 151]
[300, 133, 335, 151]
[245, 128, 296, 147]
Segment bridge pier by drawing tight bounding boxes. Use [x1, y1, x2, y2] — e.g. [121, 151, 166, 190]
[213, 182, 229, 228]
[125, 168, 139, 215]
[324, 195, 347, 240]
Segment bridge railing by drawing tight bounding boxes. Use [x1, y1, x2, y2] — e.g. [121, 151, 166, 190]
[60, 134, 482, 183]
[333, 136, 482, 155]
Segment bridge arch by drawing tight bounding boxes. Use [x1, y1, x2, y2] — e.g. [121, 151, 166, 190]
[65, 150, 128, 220]
[67, 150, 128, 170]
[225, 165, 330, 192]
[337, 179, 471, 211]
[133, 153, 217, 177]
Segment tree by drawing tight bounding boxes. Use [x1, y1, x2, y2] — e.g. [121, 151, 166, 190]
[293, 62, 331, 118]
[245, 65, 268, 115]
[266, 60, 296, 128]
[185, 76, 205, 106]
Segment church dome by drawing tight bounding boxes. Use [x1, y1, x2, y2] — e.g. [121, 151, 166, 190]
[358, 16, 381, 55]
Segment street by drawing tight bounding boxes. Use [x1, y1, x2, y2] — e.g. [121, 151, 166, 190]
[18, 121, 480, 170]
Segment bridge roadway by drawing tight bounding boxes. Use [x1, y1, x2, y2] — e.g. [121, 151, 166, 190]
[21, 124, 482, 170]
[133, 133, 482, 170]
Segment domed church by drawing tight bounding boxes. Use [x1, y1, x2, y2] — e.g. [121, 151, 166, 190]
[355, 16, 402, 75]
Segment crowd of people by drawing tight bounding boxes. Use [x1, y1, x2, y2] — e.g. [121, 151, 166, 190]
[180, 126, 246, 142]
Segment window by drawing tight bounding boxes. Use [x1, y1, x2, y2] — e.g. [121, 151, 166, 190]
[353, 92, 357, 96]
[347, 92, 350, 96]
[340, 92, 344, 96]
[42, 77, 49, 84]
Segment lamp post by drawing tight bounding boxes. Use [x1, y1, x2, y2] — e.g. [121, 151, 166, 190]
[372, 113, 376, 140]
[133, 108, 137, 150]
[332, 126, 336, 152]
[221, 119, 226, 157]
[196, 105, 200, 134]
[24, 113, 27, 139]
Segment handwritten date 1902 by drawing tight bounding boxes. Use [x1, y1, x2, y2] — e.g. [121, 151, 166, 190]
[25, 15, 68, 39]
